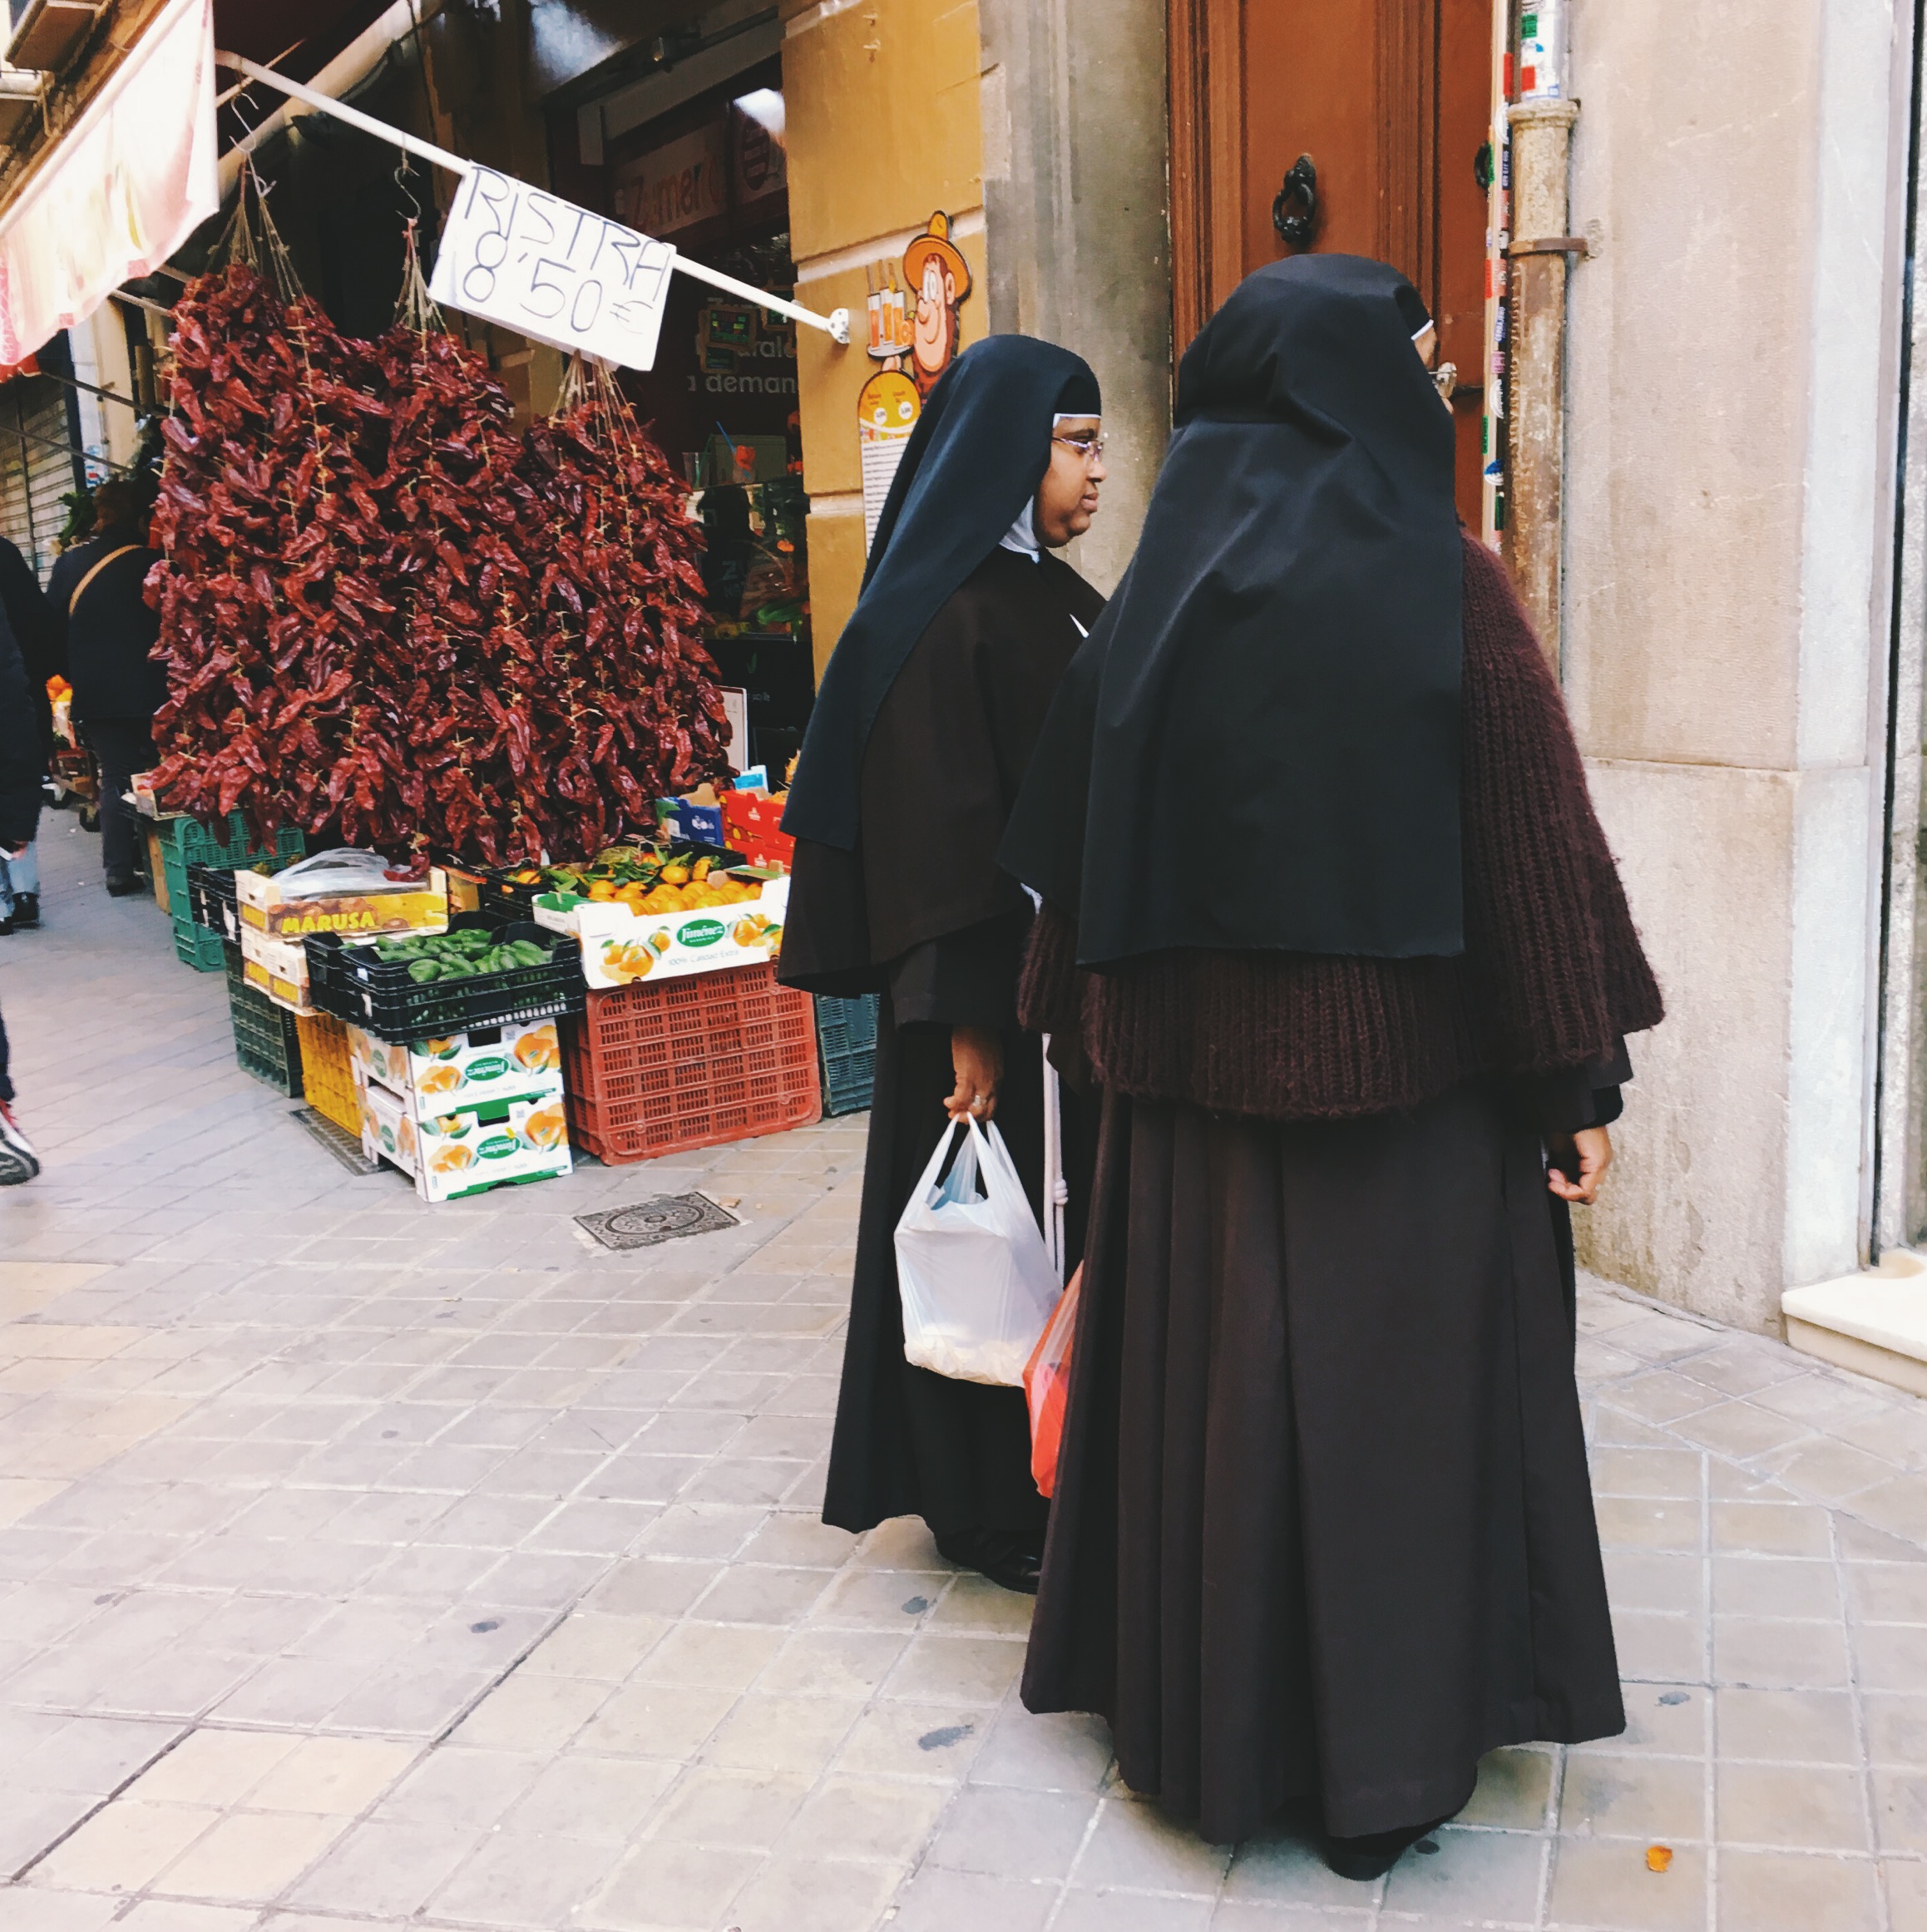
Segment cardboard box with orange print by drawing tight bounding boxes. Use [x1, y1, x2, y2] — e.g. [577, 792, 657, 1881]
[533, 871, 789, 990]
[345, 1017, 564, 1118]
[360, 1079, 571, 1203]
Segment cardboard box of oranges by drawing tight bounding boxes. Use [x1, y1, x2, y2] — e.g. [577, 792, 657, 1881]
[534, 868, 789, 991]
[346, 1018, 564, 1119]
[360, 1080, 571, 1203]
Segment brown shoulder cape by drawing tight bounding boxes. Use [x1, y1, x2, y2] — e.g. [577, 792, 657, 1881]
[1020, 533, 1663, 1119]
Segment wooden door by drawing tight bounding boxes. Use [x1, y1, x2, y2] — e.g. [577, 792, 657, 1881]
[1169, 0, 1492, 521]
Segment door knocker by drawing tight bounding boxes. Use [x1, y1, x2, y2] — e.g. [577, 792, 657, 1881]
[1272, 154, 1319, 250]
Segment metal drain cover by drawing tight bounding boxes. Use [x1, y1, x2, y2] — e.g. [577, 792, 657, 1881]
[290, 1105, 381, 1175]
[577, 1193, 740, 1250]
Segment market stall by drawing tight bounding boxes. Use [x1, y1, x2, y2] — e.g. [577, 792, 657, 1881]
[140, 198, 872, 1202]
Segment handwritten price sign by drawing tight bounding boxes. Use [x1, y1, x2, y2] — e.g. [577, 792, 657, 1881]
[428, 166, 679, 370]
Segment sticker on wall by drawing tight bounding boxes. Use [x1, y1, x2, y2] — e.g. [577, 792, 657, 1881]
[1519, 2, 1564, 100]
[857, 211, 973, 552]
[857, 367, 920, 551]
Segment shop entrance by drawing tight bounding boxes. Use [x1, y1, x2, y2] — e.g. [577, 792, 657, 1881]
[556, 55, 816, 780]
[1168, 0, 1493, 521]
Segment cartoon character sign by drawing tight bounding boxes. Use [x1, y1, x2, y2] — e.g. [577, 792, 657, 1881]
[857, 212, 972, 551]
[902, 210, 971, 397]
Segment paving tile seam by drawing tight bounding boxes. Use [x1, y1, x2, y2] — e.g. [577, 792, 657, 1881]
[4, 1719, 188, 1883]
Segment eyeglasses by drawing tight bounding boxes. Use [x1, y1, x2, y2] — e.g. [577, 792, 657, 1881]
[1053, 433, 1106, 462]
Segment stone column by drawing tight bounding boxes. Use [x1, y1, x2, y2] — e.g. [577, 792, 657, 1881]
[976, 0, 1172, 592]
[1504, 98, 1580, 665]
[1560, 0, 1910, 1333]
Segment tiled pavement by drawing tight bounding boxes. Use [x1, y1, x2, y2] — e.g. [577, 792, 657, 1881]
[6, 817, 1927, 1930]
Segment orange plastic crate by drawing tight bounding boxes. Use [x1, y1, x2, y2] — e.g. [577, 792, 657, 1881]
[561, 961, 820, 1164]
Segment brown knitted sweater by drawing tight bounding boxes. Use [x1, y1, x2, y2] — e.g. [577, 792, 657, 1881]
[1018, 533, 1664, 1121]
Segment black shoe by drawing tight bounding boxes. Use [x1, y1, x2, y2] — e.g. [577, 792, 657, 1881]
[11, 892, 37, 928]
[1322, 1814, 1456, 1882]
[0, 912, 12, 936]
[935, 1526, 1045, 1596]
[104, 872, 140, 897]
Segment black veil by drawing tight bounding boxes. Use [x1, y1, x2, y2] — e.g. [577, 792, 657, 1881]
[999, 254, 1465, 963]
[781, 334, 1100, 850]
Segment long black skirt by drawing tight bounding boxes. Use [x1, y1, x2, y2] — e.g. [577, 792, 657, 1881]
[821, 1007, 1091, 1541]
[1021, 1080, 1623, 1844]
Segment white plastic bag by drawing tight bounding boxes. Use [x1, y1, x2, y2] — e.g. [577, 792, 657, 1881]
[895, 1116, 1064, 1386]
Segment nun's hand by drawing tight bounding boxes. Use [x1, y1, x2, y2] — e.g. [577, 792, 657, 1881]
[946, 1027, 1004, 1123]
[1548, 1127, 1613, 1205]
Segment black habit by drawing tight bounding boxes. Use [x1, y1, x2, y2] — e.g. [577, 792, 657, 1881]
[781, 548, 1105, 1540]
[1020, 1069, 1628, 1844]
[1002, 259, 1663, 1849]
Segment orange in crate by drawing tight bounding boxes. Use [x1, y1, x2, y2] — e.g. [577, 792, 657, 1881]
[561, 961, 820, 1164]
[296, 1012, 361, 1138]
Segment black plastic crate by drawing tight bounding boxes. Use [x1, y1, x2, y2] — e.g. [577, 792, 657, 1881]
[815, 992, 878, 1116]
[306, 914, 587, 1044]
[185, 863, 240, 941]
[224, 944, 304, 1096]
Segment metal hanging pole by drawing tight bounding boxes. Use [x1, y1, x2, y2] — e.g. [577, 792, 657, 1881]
[212, 52, 852, 345]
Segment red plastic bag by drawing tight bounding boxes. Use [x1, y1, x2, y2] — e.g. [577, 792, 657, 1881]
[1024, 1263, 1081, 1498]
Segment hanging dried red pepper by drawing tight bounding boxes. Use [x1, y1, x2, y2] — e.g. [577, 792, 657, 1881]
[147, 222, 728, 867]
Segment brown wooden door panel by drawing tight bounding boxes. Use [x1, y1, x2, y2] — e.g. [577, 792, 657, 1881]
[1437, 0, 1492, 521]
[1435, 0, 1490, 368]
[1240, 3, 1386, 275]
[1239, 0, 1437, 291]
[1172, 0, 1492, 524]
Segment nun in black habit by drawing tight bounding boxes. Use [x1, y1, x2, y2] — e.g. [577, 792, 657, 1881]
[1001, 258, 1664, 1872]
[778, 335, 1107, 1594]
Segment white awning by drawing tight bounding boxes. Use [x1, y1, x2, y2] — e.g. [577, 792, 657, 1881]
[0, 0, 216, 364]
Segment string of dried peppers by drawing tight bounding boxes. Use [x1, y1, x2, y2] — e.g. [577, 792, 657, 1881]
[146, 259, 729, 866]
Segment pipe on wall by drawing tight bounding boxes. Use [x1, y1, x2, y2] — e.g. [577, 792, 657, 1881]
[1504, 96, 1580, 665]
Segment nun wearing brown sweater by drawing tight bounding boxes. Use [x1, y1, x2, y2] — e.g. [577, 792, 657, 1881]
[1000, 255, 1663, 1880]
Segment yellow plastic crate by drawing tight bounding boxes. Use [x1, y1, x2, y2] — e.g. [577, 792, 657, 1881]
[297, 1012, 361, 1139]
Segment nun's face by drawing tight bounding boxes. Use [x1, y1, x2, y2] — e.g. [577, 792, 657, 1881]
[1035, 417, 1105, 546]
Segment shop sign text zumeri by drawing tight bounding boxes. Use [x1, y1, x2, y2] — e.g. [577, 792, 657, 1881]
[428, 166, 678, 371]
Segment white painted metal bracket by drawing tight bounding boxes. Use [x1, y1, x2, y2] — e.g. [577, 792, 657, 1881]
[212, 50, 852, 347]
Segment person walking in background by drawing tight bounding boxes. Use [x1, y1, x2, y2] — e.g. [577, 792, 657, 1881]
[1002, 256, 1664, 1875]
[0, 610, 43, 1179]
[778, 336, 1108, 1594]
[0, 529, 57, 931]
[47, 477, 162, 899]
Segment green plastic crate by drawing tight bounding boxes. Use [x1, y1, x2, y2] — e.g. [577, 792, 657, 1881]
[156, 812, 305, 872]
[173, 913, 226, 973]
[159, 817, 304, 971]
[815, 993, 878, 1116]
[223, 944, 304, 1095]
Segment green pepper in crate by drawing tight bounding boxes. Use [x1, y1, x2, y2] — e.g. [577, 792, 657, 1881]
[379, 929, 553, 982]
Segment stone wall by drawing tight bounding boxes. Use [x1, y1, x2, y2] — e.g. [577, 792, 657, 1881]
[1564, 0, 1912, 1328]
[976, 0, 1171, 591]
